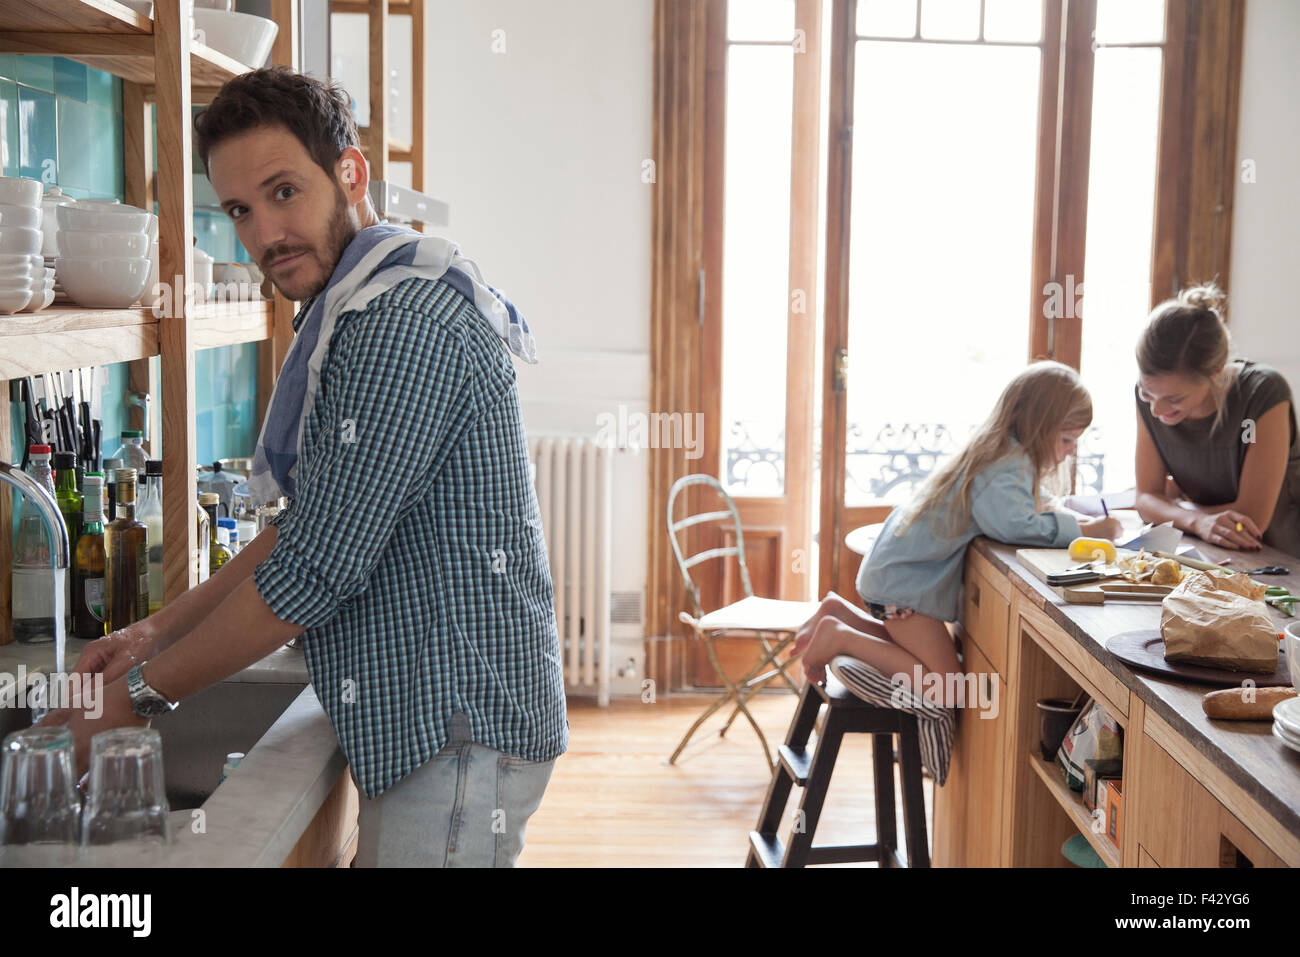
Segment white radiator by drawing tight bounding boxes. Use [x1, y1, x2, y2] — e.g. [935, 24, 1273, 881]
[529, 436, 613, 706]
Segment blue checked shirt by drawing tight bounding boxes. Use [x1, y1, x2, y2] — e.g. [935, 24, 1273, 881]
[253, 277, 569, 798]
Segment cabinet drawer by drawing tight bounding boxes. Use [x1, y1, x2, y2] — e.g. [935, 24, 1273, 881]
[962, 563, 1009, 676]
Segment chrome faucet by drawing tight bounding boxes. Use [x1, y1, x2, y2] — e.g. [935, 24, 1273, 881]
[0, 460, 70, 675]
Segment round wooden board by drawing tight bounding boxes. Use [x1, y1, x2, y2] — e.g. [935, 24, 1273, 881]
[1106, 630, 1291, 686]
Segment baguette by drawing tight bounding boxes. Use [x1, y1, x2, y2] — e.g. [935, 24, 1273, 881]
[1201, 685, 1297, 720]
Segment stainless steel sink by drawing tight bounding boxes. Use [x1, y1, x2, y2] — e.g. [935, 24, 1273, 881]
[1, 675, 306, 811]
[153, 680, 308, 810]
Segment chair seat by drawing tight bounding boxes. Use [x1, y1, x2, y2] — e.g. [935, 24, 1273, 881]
[692, 596, 821, 634]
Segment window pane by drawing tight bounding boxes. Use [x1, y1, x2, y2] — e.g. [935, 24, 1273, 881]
[920, 0, 981, 40]
[844, 41, 1040, 508]
[858, 0, 917, 38]
[728, 0, 795, 42]
[722, 45, 793, 497]
[1095, 0, 1164, 44]
[983, 0, 1043, 43]
[1078, 47, 1163, 496]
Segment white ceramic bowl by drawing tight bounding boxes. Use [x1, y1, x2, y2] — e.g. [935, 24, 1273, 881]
[56, 202, 152, 234]
[0, 226, 42, 256]
[0, 176, 42, 208]
[0, 288, 31, 314]
[55, 256, 152, 308]
[1285, 623, 1300, 694]
[213, 262, 251, 283]
[0, 203, 41, 229]
[0, 258, 40, 278]
[193, 8, 278, 68]
[140, 244, 161, 308]
[59, 230, 152, 259]
[19, 287, 55, 313]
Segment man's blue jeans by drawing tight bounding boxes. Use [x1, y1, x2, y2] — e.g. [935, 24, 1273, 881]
[353, 712, 556, 867]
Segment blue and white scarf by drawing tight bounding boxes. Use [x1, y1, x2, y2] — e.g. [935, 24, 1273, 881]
[247, 224, 536, 503]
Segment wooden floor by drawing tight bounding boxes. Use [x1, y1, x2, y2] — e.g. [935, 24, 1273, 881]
[518, 689, 935, 867]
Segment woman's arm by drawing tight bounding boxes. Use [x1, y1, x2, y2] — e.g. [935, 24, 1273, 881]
[1133, 405, 1279, 550]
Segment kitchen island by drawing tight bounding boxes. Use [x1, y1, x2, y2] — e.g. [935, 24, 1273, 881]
[0, 640, 357, 867]
[934, 535, 1300, 868]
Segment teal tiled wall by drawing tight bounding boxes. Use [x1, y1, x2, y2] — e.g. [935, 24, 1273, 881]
[2, 57, 259, 472]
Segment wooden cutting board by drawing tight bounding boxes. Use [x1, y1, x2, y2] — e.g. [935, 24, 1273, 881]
[1015, 548, 1168, 605]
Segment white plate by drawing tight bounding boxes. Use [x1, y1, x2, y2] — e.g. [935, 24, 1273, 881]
[1272, 722, 1300, 754]
[1273, 697, 1300, 737]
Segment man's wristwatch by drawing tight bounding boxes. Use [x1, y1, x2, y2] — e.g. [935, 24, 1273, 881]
[126, 664, 178, 718]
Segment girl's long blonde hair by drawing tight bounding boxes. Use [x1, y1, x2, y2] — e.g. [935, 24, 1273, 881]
[898, 361, 1092, 537]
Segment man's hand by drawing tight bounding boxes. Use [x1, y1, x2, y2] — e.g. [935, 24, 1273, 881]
[72, 628, 158, 687]
[56, 677, 149, 779]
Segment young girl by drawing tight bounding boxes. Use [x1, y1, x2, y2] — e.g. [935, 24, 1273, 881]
[794, 361, 1121, 707]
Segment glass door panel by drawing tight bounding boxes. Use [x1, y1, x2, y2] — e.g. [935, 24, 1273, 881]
[843, 40, 1041, 508]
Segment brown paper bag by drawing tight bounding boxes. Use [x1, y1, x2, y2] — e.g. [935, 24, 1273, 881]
[1160, 569, 1277, 672]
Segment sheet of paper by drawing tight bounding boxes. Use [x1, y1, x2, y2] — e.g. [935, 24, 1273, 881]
[1062, 489, 1137, 517]
[1119, 521, 1183, 554]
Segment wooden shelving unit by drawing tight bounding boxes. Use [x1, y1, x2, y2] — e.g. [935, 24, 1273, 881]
[0, 0, 300, 640]
[1027, 752, 1122, 869]
[334, 0, 428, 227]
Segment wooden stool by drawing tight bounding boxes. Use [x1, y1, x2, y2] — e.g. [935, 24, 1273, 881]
[745, 672, 930, 868]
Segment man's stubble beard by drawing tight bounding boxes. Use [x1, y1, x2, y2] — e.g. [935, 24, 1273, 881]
[273, 186, 359, 302]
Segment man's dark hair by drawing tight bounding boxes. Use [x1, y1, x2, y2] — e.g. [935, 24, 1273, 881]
[194, 66, 360, 179]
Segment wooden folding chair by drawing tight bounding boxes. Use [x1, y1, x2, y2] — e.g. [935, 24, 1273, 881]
[665, 474, 820, 769]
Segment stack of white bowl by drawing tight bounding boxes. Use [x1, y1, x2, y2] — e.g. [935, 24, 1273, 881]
[55, 202, 158, 309]
[0, 176, 55, 315]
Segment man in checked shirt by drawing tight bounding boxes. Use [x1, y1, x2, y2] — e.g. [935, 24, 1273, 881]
[53, 68, 569, 867]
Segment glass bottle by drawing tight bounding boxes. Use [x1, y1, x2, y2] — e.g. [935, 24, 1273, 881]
[138, 460, 164, 615]
[13, 445, 57, 644]
[217, 517, 239, 556]
[102, 457, 123, 522]
[110, 430, 148, 474]
[53, 451, 81, 632]
[200, 493, 232, 575]
[104, 468, 148, 632]
[72, 473, 107, 640]
[196, 501, 211, 584]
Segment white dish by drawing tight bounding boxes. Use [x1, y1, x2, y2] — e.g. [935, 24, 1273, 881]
[56, 202, 152, 234]
[55, 256, 152, 308]
[213, 262, 251, 283]
[192, 8, 278, 68]
[0, 203, 41, 229]
[0, 225, 43, 255]
[1284, 623, 1300, 694]
[0, 288, 31, 314]
[1272, 722, 1300, 754]
[0, 262, 41, 281]
[18, 287, 54, 313]
[140, 244, 161, 308]
[59, 230, 152, 259]
[0, 176, 42, 208]
[1274, 696, 1300, 736]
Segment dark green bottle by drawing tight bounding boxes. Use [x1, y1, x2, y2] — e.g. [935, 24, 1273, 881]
[53, 452, 82, 631]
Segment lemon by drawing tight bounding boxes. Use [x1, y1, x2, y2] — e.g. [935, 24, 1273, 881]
[1068, 537, 1117, 564]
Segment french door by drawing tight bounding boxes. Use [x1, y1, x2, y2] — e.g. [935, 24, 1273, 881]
[817, 0, 1242, 602]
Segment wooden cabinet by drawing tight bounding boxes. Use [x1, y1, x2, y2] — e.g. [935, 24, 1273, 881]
[1130, 728, 1284, 868]
[933, 638, 1007, 866]
[934, 551, 1012, 866]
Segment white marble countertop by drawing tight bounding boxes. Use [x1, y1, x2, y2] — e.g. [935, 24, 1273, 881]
[0, 639, 347, 867]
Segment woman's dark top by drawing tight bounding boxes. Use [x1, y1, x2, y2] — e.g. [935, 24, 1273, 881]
[1136, 359, 1300, 558]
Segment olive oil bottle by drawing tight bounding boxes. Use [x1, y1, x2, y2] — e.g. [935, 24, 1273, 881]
[72, 473, 107, 639]
[200, 492, 233, 575]
[104, 467, 149, 632]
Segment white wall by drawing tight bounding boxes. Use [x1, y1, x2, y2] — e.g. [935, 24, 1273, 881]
[1228, 0, 1300, 391]
[418, 0, 654, 617]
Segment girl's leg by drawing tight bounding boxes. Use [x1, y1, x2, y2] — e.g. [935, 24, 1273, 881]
[881, 613, 964, 706]
[793, 591, 889, 661]
[799, 615, 926, 686]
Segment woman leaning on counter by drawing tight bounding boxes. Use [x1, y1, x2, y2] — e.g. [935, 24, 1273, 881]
[1134, 283, 1300, 557]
